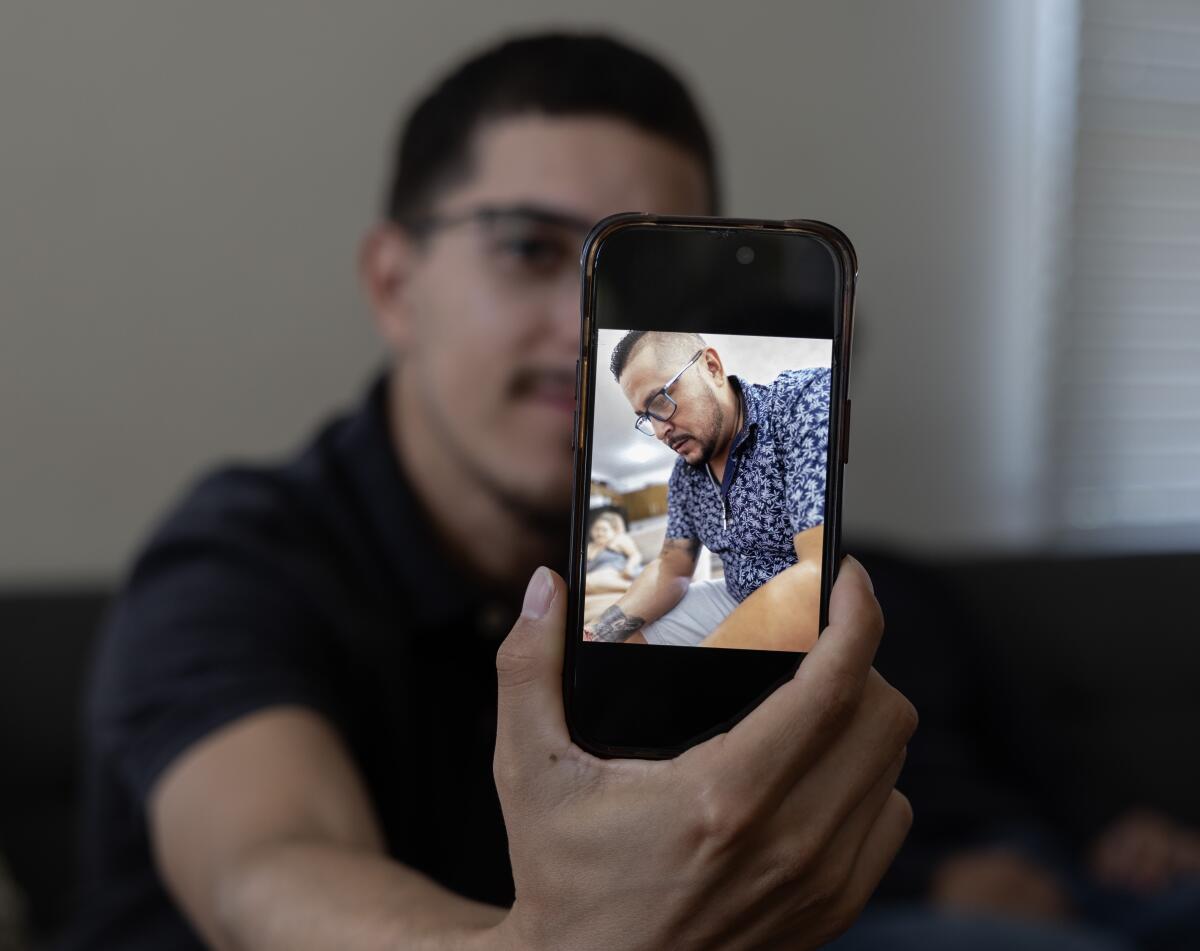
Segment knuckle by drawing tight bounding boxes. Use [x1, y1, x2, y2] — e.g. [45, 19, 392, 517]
[690, 781, 756, 853]
[796, 853, 850, 916]
[754, 849, 806, 903]
[819, 663, 862, 723]
[492, 751, 522, 797]
[748, 830, 830, 908]
[786, 830, 822, 879]
[888, 690, 919, 743]
[899, 697, 919, 740]
[864, 593, 885, 640]
[866, 675, 918, 748]
[892, 789, 915, 831]
[805, 833, 855, 902]
[808, 871, 845, 912]
[494, 633, 539, 688]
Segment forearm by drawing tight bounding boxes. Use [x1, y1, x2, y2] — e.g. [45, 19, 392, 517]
[591, 559, 689, 641]
[214, 840, 508, 951]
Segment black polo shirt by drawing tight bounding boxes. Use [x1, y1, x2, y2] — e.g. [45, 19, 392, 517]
[65, 375, 531, 950]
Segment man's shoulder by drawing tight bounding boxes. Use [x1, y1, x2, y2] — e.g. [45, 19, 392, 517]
[757, 367, 830, 421]
[88, 416, 374, 806]
[117, 388, 391, 621]
[94, 406, 369, 702]
[764, 366, 830, 399]
[148, 417, 350, 559]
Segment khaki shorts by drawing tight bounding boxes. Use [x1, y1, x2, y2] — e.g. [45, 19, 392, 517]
[641, 579, 739, 647]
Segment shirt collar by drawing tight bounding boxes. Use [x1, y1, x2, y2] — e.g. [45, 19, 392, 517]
[331, 372, 490, 632]
[729, 375, 764, 457]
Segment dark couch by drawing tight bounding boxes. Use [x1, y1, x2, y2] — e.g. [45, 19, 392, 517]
[1, 553, 1197, 945]
[864, 550, 1200, 903]
[0, 591, 108, 946]
[933, 552, 1200, 840]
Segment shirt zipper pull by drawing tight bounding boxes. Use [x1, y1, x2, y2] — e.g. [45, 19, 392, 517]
[708, 465, 728, 531]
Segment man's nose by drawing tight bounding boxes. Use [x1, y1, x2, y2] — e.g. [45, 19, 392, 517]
[549, 271, 582, 346]
[652, 417, 673, 442]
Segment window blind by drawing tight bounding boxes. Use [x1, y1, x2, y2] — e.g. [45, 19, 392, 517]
[1054, 0, 1200, 546]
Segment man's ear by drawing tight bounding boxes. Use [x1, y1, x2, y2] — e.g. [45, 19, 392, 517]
[359, 224, 418, 352]
[702, 347, 727, 386]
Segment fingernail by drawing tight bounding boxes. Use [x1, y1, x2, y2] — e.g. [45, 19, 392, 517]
[522, 566, 554, 619]
[844, 554, 874, 593]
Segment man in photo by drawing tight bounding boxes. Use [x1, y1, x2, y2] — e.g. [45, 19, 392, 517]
[584, 330, 830, 650]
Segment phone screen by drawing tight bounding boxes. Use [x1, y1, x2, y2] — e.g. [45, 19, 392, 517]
[568, 218, 852, 755]
[586, 326, 831, 650]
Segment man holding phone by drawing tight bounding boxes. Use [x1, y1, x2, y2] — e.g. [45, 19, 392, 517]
[67, 33, 914, 950]
[585, 330, 830, 650]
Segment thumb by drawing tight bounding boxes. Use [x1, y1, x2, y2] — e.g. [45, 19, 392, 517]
[494, 567, 571, 772]
[804, 554, 884, 679]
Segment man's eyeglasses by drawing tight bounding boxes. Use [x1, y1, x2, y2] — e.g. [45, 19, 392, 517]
[400, 204, 596, 285]
[635, 350, 704, 436]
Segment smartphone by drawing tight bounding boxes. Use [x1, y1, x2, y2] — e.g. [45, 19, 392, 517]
[564, 214, 855, 758]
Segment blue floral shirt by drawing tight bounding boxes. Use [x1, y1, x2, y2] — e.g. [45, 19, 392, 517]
[665, 368, 830, 602]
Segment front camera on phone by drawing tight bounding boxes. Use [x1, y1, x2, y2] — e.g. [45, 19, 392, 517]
[736, 246, 755, 264]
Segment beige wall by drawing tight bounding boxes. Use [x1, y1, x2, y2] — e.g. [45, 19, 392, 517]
[0, 1, 1073, 583]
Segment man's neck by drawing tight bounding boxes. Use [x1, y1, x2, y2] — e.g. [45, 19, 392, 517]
[387, 370, 564, 596]
[707, 380, 744, 484]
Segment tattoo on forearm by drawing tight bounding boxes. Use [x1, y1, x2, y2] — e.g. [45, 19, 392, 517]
[590, 605, 645, 643]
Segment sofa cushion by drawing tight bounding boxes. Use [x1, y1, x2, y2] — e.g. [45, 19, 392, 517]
[0, 590, 109, 940]
[938, 554, 1200, 844]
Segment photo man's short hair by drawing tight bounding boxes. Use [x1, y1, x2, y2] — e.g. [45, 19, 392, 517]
[610, 331, 707, 381]
[384, 32, 720, 226]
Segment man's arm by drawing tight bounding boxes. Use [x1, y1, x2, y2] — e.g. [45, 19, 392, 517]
[150, 707, 505, 951]
[585, 537, 698, 642]
[700, 523, 824, 650]
[152, 558, 915, 951]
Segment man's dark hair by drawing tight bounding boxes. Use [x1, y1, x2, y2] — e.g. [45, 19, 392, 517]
[610, 330, 706, 381]
[385, 33, 719, 225]
[609, 330, 651, 381]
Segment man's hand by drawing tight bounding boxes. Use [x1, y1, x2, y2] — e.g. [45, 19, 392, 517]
[1090, 809, 1200, 893]
[490, 558, 916, 951]
[930, 848, 1072, 922]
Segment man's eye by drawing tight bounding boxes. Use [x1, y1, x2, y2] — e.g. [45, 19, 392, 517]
[496, 236, 569, 272]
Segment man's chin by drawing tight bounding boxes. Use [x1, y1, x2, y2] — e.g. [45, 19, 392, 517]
[483, 456, 573, 524]
[495, 477, 572, 530]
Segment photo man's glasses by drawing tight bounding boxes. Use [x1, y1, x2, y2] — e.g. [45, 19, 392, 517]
[635, 350, 705, 436]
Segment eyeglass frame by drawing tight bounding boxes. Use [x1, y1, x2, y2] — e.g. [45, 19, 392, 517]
[635, 350, 705, 436]
[397, 203, 596, 241]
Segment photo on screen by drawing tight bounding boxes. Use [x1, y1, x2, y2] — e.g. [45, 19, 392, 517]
[582, 329, 832, 651]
